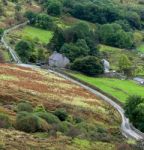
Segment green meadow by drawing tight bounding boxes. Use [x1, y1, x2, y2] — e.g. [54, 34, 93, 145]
[21, 26, 53, 44]
[69, 72, 144, 103]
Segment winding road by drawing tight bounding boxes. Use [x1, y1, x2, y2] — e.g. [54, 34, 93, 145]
[1, 23, 144, 141]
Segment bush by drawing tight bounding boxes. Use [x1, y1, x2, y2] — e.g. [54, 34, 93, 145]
[0, 113, 12, 129]
[76, 122, 109, 140]
[16, 113, 41, 133]
[35, 112, 60, 124]
[38, 118, 51, 132]
[74, 116, 83, 124]
[66, 126, 81, 138]
[71, 56, 104, 76]
[17, 102, 33, 112]
[54, 108, 68, 121]
[58, 121, 71, 133]
[34, 104, 46, 113]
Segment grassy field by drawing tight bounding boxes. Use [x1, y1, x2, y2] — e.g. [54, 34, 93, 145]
[21, 26, 53, 44]
[69, 72, 144, 103]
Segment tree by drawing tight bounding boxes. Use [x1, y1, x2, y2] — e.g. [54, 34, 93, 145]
[24, 11, 37, 24]
[15, 40, 34, 62]
[25, 12, 55, 30]
[125, 95, 144, 121]
[115, 20, 131, 32]
[47, 1, 62, 16]
[98, 23, 133, 48]
[35, 13, 54, 30]
[49, 27, 65, 51]
[134, 103, 144, 131]
[133, 32, 143, 47]
[60, 39, 90, 62]
[118, 54, 132, 76]
[125, 95, 144, 132]
[125, 11, 141, 29]
[71, 56, 104, 76]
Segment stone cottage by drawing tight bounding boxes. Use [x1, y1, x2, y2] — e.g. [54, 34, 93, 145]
[49, 51, 70, 68]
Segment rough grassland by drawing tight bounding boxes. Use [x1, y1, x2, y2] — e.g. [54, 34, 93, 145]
[69, 72, 144, 103]
[0, 64, 124, 150]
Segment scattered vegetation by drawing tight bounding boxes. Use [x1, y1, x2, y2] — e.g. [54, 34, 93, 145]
[0, 64, 128, 149]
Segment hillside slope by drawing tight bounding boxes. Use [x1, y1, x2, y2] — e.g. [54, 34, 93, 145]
[0, 64, 137, 150]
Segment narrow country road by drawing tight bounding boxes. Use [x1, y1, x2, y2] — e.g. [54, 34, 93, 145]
[1, 23, 144, 141]
[1, 21, 28, 63]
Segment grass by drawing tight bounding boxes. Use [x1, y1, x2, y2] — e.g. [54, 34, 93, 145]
[69, 72, 144, 103]
[21, 26, 53, 44]
[137, 43, 144, 53]
[0, 49, 11, 62]
[3, 50, 11, 62]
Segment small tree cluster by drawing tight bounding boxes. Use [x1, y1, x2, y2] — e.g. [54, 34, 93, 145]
[125, 95, 144, 132]
[25, 11, 55, 30]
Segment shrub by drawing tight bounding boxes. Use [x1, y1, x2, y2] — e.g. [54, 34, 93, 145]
[17, 102, 33, 112]
[97, 126, 107, 133]
[34, 105, 46, 113]
[54, 108, 68, 121]
[58, 121, 71, 133]
[16, 113, 41, 133]
[38, 118, 51, 132]
[0, 113, 12, 129]
[35, 112, 60, 124]
[66, 126, 81, 138]
[74, 116, 83, 124]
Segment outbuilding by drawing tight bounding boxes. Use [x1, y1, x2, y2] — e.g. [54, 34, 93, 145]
[49, 51, 70, 68]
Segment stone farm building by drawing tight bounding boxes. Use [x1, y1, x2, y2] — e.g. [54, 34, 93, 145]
[49, 51, 70, 68]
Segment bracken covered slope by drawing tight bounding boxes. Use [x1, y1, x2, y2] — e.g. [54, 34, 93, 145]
[0, 64, 131, 150]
